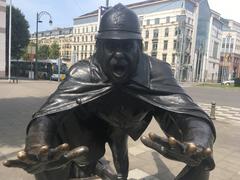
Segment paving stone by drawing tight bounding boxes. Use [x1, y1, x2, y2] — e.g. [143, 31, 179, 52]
[129, 146, 146, 156]
[128, 169, 150, 179]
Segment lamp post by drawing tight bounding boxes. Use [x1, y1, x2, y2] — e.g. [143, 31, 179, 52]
[8, 0, 12, 81]
[35, 11, 52, 80]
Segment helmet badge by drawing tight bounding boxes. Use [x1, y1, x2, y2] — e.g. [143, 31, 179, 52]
[112, 6, 124, 25]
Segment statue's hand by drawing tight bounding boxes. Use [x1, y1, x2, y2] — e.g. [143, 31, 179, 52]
[141, 133, 212, 167]
[3, 143, 89, 174]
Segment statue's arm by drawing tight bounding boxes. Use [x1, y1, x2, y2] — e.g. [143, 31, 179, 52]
[3, 113, 89, 174]
[141, 108, 215, 179]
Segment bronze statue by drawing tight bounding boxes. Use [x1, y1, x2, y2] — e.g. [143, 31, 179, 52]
[3, 4, 216, 180]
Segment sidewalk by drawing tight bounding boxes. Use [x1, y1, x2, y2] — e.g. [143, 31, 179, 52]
[0, 80, 240, 180]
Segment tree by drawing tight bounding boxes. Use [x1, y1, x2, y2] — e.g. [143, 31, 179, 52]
[5, 6, 30, 74]
[38, 45, 50, 60]
[49, 42, 60, 59]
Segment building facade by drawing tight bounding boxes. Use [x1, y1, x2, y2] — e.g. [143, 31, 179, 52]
[31, 27, 73, 66]
[198, 10, 223, 82]
[219, 19, 240, 81]
[0, 0, 6, 77]
[73, 0, 200, 81]
[72, 14, 98, 63]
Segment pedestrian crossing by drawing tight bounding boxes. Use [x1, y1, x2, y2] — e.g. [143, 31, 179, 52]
[198, 103, 240, 125]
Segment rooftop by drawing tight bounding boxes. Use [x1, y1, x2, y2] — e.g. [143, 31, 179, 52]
[74, 0, 197, 20]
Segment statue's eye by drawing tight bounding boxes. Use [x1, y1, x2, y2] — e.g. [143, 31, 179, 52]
[122, 42, 133, 51]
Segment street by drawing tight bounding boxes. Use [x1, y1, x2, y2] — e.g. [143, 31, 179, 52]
[0, 80, 240, 180]
[184, 86, 240, 108]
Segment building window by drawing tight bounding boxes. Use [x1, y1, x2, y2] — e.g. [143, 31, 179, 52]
[212, 41, 219, 58]
[152, 42, 158, 51]
[226, 43, 229, 49]
[165, 28, 169, 37]
[153, 29, 159, 38]
[162, 54, 167, 61]
[166, 16, 170, 23]
[163, 40, 168, 50]
[175, 27, 178, 36]
[155, 18, 160, 24]
[139, 16, 143, 26]
[86, 36, 88, 42]
[222, 43, 225, 48]
[145, 30, 149, 38]
[151, 52, 157, 58]
[144, 41, 148, 51]
[172, 54, 176, 65]
[146, 19, 150, 25]
[173, 40, 177, 50]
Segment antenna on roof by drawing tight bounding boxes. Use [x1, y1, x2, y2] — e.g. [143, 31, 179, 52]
[106, 0, 109, 8]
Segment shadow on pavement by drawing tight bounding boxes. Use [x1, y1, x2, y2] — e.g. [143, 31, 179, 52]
[152, 152, 175, 179]
[0, 96, 48, 148]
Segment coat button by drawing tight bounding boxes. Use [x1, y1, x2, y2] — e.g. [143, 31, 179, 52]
[76, 98, 82, 104]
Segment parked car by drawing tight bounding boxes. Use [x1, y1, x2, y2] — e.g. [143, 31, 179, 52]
[221, 79, 235, 86]
[50, 74, 66, 81]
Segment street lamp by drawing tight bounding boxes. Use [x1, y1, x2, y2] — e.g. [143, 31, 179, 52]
[8, 0, 12, 81]
[34, 11, 53, 80]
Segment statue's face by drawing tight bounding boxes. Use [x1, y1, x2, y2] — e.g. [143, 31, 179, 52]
[96, 39, 141, 84]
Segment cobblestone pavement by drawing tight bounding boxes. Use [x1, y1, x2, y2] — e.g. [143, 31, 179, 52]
[0, 80, 240, 180]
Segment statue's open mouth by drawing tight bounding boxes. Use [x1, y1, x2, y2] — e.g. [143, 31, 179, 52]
[110, 58, 129, 79]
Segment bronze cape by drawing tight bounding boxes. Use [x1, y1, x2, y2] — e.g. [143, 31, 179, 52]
[29, 53, 216, 141]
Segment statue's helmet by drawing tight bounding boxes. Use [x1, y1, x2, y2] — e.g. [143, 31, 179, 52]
[96, 3, 142, 40]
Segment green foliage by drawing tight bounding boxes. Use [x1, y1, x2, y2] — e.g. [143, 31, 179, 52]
[6, 6, 30, 59]
[49, 42, 60, 59]
[21, 47, 29, 60]
[38, 45, 50, 60]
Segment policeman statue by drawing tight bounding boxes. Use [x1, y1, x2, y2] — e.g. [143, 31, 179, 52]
[4, 4, 215, 180]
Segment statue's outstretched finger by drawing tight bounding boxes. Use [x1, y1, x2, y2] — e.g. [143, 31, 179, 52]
[3, 159, 29, 169]
[65, 146, 89, 160]
[17, 151, 37, 164]
[141, 136, 167, 155]
[49, 143, 70, 160]
[148, 133, 169, 147]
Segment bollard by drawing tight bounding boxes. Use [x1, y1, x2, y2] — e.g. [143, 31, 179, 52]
[210, 102, 216, 120]
[10, 77, 18, 84]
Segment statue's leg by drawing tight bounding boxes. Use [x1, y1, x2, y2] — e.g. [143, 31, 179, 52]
[108, 127, 129, 180]
[34, 165, 71, 180]
[57, 113, 107, 178]
[175, 163, 210, 180]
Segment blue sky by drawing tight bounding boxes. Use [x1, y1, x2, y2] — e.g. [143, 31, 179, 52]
[7, 0, 240, 33]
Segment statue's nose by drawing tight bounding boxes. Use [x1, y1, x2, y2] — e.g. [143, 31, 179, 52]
[114, 52, 125, 59]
